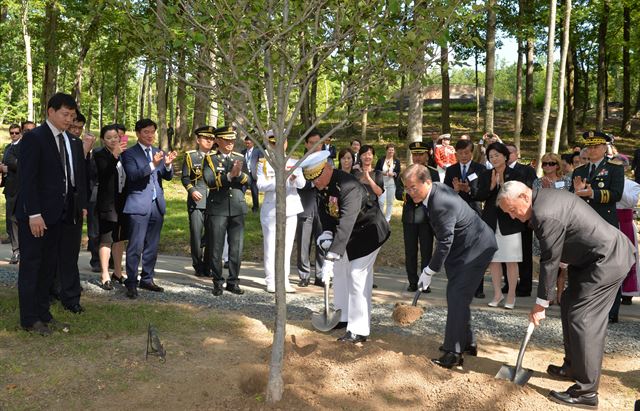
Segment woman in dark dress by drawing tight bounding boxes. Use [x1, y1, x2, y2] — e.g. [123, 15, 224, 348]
[94, 124, 128, 290]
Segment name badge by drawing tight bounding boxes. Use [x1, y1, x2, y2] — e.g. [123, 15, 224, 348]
[467, 172, 478, 182]
[554, 181, 565, 189]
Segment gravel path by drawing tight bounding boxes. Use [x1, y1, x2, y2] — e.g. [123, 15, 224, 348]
[1, 267, 638, 357]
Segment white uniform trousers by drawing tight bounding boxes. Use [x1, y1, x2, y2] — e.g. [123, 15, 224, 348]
[261, 213, 298, 288]
[332, 248, 381, 336]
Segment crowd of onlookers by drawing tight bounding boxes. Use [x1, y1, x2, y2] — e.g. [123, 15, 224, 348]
[2, 91, 639, 336]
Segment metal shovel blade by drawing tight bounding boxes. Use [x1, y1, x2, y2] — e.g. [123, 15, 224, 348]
[312, 279, 342, 332]
[495, 322, 535, 386]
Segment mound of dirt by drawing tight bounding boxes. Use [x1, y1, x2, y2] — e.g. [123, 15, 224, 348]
[391, 303, 424, 325]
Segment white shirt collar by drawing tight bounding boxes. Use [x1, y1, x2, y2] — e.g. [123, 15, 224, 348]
[421, 184, 433, 210]
[460, 161, 471, 168]
[138, 142, 152, 151]
[46, 119, 64, 138]
[508, 161, 517, 169]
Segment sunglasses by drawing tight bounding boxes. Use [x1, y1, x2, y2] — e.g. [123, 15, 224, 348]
[9, 131, 20, 135]
[542, 161, 558, 167]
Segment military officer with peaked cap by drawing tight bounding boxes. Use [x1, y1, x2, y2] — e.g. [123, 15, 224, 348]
[395, 141, 440, 292]
[203, 125, 250, 296]
[301, 150, 390, 343]
[181, 125, 216, 277]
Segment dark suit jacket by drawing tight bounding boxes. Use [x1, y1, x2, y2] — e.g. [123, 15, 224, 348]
[475, 167, 527, 235]
[531, 189, 634, 302]
[17, 123, 87, 224]
[121, 144, 173, 215]
[241, 146, 262, 179]
[318, 169, 390, 260]
[94, 147, 125, 221]
[443, 160, 485, 214]
[3, 142, 20, 197]
[511, 162, 537, 188]
[374, 157, 401, 178]
[425, 183, 497, 272]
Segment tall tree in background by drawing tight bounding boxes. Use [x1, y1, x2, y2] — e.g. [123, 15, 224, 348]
[521, 0, 536, 136]
[440, 36, 451, 134]
[621, 4, 631, 135]
[552, 0, 571, 153]
[595, 0, 609, 131]
[536, 0, 557, 174]
[41, 0, 59, 116]
[155, 0, 168, 151]
[565, 34, 576, 145]
[484, 0, 496, 134]
[21, 1, 33, 121]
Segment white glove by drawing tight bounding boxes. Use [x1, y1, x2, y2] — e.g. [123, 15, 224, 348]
[418, 268, 433, 291]
[317, 230, 333, 251]
[322, 260, 334, 282]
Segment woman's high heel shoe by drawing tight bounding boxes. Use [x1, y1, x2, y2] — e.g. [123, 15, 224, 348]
[111, 273, 125, 284]
[488, 295, 504, 307]
[504, 298, 516, 310]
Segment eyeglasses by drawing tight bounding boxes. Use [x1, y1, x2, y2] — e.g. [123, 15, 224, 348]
[541, 162, 558, 167]
[405, 185, 420, 194]
[9, 131, 20, 135]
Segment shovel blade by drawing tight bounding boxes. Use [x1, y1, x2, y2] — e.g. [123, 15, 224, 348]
[311, 308, 342, 332]
[495, 365, 534, 386]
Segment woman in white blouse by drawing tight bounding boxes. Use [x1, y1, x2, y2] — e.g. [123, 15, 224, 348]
[256, 135, 305, 293]
[374, 144, 400, 222]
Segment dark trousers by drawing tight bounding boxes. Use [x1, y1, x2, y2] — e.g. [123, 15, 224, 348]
[86, 200, 100, 268]
[560, 267, 625, 395]
[56, 217, 83, 308]
[5, 199, 18, 251]
[608, 286, 623, 320]
[296, 214, 324, 280]
[403, 222, 433, 286]
[249, 176, 259, 211]
[188, 207, 207, 274]
[207, 214, 244, 286]
[125, 201, 164, 288]
[443, 251, 493, 353]
[17, 219, 62, 327]
[502, 228, 533, 295]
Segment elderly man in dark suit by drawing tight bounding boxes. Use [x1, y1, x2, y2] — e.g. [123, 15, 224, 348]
[16, 92, 87, 334]
[497, 181, 634, 409]
[121, 118, 177, 299]
[402, 164, 497, 368]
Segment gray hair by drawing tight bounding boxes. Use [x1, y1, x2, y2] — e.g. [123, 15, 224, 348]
[401, 163, 432, 184]
[496, 180, 529, 206]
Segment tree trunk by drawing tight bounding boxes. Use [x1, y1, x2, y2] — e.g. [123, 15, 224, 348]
[522, 36, 536, 135]
[99, 75, 104, 130]
[41, 0, 58, 116]
[361, 106, 368, 140]
[175, 51, 188, 149]
[192, 51, 211, 132]
[514, 42, 523, 151]
[621, 5, 631, 135]
[114, 62, 120, 122]
[581, 60, 589, 126]
[73, 10, 103, 106]
[440, 40, 450, 134]
[310, 54, 318, 123]
[121, 68, 128, 126]
[398, 73, 406, 138]
[21, 2, 34, 121]
[537, 0, 556, 175]
[146, 69, 153, 119]
[552, 0, 571, 153]
[475, 50, 480, 131]
[140, 64, 149, 119]
[566, 38, 576, 145]
[484, 0, 496, 135]
[156, 0, 168, 151]
[595, 0, 608, 132]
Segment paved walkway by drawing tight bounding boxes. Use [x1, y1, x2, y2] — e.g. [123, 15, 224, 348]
[1, 242, 638, 321]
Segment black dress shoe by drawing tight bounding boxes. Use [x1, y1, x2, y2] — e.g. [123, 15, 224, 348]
[516, 290, 531, 297]
[314, 278, 325, 287]
[100, 280, 113, 291]
[226, 284, 244, 295]
[407, 284, 418, 292]
[621, 296, 632, 305]
[608, 316, 618, 324]
[212, 284, 223, 296]
[23, 321, 52, 336]
[126, 287, 138, 299]
[90, 265, 101, 273]
[432, 352, 463, 369]
[9, 250, 20, 264]
[333, 321, 348, 330]
[111, 274, 125, 284]
[547, 364, 573, 381]
[549, 390, 598, 409]
[337, 331, 367, 343]
[439, 344, 477, 357]
[46, 318, 70, 333]
[139, 281, 164, 292]
[299, 278, 310, 287]
[474, 291, 485, 299]
[64, 303, 85, 314]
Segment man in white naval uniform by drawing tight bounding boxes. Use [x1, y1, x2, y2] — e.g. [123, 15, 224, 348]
[256, 132, 305, 293]
[301, 151, 390, 343]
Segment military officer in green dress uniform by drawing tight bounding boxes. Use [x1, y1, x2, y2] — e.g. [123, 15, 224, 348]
[181, 125, 216, 277]
[395, 141, 440, 292]
[203, 126, 250, 296]
[571, 131, 625, 323]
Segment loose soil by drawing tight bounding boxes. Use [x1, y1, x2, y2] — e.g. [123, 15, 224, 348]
[2, 308, 637, 410]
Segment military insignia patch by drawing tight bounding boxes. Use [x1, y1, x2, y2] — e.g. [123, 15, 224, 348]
[328, 196, 339, 218]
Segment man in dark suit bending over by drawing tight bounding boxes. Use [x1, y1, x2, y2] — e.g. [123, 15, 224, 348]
[402, 164, 497, 369]
[497, 181, 634, 409]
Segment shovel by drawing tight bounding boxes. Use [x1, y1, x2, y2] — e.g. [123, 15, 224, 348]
[312, 279, 342, 332]
[495, 322, 535, 386]
[411, 288, 422, 306]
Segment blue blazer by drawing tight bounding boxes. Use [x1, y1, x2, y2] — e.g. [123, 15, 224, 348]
[121, 144, 173, 215]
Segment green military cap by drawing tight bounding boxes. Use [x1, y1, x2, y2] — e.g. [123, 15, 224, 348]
[409, 141, 429, 154]
[582, 131, 611, 146]
[214, 125, 237, 140]
[194, 125, 216, 138]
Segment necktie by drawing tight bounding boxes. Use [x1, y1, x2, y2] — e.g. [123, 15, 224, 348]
[146, 147, 157, 200]
[589, 163, 596, 182]
[57, 133, 71, 192]
[461, 164, 467, 181]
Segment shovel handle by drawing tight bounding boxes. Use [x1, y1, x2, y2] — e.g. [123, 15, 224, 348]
[411, 288, 422, 306]
[514, 322, 535, 374]
[324, 279, 330, 317]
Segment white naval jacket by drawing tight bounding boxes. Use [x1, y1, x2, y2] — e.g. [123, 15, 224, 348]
[256, 157, 305, 217]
